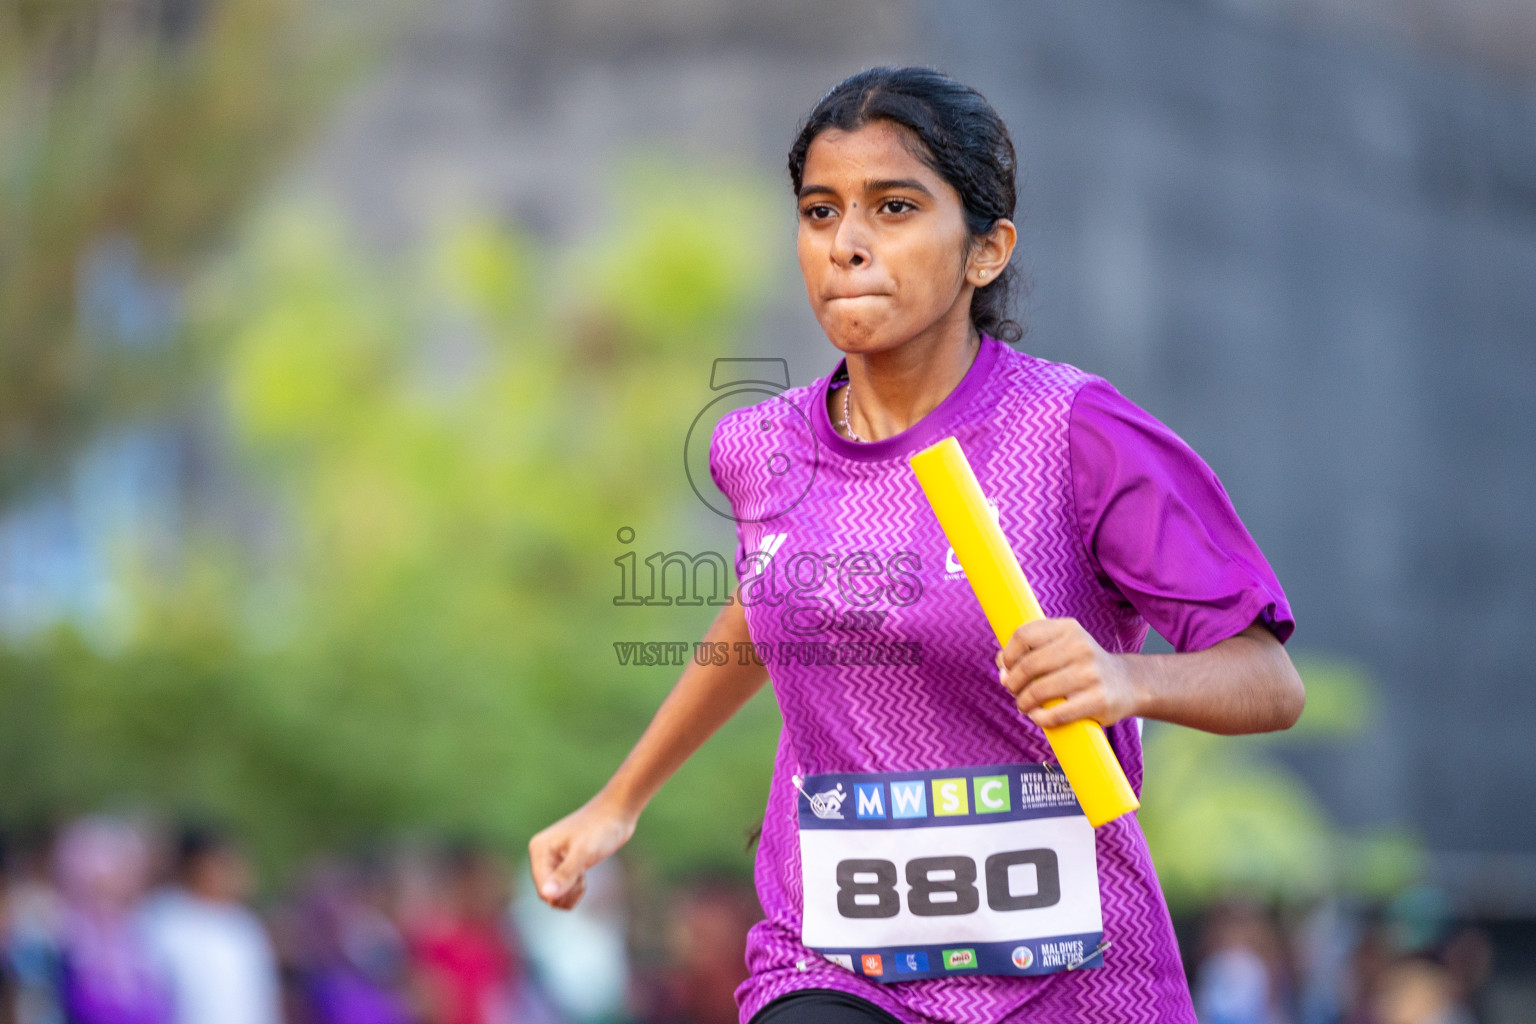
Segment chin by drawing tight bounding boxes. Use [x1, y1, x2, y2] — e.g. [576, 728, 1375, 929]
[817, 312, 902, 355]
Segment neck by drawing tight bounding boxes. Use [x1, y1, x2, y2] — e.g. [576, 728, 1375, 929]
[842, 316, 981, 443]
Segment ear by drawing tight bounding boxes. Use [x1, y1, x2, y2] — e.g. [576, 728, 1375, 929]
[965, 218, 1017, 289]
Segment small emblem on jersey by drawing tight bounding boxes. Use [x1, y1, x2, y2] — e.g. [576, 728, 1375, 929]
[944, 546, 963, 574]
[943, 502, 1002, 578]
[895, 952, 929, 974]
[823, 954, 854, 971]
[808, 783, 847, 820]
[756, 531, 790, 563]
[861, 954, 884, 976]
[943, 948, 977, 971]
[1011, 945, 1034, 969]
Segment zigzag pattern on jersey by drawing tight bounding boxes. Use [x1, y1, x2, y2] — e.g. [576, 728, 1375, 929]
[827, 453, 949, 772]
[710, 382, 824, 622]
[1084, 815, 1198, 1020]
[710, 400, 810, 527]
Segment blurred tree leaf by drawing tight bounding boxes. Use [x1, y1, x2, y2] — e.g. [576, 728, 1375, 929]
[1287, 655, 1373, 738]
[1141, 726, 1337, 909]
[0, 0, 374, 500]
[1141, 656, 1421, 913]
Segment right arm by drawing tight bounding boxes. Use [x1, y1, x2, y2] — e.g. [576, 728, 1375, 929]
[529, 587, 769, 909]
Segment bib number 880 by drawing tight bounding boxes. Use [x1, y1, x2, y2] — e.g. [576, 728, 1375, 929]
[835, 850, 1060, 919]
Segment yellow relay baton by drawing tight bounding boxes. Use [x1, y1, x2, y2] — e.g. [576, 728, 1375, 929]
[909, 436, 1139, 828]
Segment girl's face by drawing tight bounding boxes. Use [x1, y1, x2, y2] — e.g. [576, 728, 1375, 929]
[795, 120, 1011, 356]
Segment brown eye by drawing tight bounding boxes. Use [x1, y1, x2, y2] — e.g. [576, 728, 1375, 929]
[800, 204, 836, 221]
[880, 198, 917, 215]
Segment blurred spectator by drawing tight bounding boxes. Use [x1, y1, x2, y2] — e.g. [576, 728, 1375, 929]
[141, 824, 283, 1024]
[1341, 918, 1396, 1024]
[402, 843, 527, 1024]
[1194, 901, 1293, 1024]
[1372, 958, 1472, 1024]
[632, 877, 757, 1024]
[3, 830, 65, 1024]
[0, 832, 13, 1024]
[290, 857, 413, 1024]
[4, 822, 1522, 1024]
[1332, 905, 1495, 1024]
[52, 816, 172, 1024]
[1438, 928, 1492, 1023]
[512, 855, 629, 1024]
[1293, 898, 1361, 1024]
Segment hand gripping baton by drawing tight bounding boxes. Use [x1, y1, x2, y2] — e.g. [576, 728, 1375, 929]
[909, 436, 1139, 828]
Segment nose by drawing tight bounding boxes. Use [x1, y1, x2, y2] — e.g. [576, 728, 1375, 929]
[830, 209, 871, 269]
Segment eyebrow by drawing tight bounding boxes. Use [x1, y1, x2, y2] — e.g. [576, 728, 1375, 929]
[797, 177, 936, 200]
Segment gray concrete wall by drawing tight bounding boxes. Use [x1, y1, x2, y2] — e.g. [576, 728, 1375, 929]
[913, 0, 1536, 897]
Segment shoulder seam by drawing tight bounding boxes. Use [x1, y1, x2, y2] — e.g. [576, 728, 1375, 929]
[1066, 379, 1110, 588]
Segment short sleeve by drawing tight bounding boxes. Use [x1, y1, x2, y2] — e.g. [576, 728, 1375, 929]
[708, 413, 750, 574]
[708, 416, 731, 503]
[1069, 379, 1295, 651]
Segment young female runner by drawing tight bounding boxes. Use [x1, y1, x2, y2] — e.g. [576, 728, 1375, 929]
[530, 66, 1304, 1024]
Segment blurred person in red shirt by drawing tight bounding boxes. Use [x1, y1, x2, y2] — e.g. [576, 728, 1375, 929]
[405, 844, 525, 1024]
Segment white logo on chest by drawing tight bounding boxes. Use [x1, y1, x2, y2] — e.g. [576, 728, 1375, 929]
[944, 501, 1002, 579]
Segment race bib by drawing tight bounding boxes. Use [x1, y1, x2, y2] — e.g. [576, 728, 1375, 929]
[796, 762, 1104, 982]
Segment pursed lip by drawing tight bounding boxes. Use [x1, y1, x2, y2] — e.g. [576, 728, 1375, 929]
[823, 290, 891, 301]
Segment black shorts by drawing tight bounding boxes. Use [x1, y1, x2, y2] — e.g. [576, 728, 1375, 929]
[748, 988, 906, 1024]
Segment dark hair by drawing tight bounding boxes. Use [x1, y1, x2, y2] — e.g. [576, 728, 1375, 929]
[789, 66, 1026, 344]
[176, 822, 235, 874]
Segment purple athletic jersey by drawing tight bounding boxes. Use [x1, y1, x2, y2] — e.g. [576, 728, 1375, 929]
[709, 335, 1294, 1024]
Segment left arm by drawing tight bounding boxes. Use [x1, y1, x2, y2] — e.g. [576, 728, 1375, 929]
[996, 617, 1304, 736]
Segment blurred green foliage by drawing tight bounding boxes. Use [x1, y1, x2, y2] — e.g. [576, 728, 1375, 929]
[0, 161, 783, 882]
[1141, 655, 1420, 912]
[0, 0, 371, 500]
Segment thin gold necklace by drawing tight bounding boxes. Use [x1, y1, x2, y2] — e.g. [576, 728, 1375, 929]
[839, 335, 980, 443]
[840, 378, 866, 442]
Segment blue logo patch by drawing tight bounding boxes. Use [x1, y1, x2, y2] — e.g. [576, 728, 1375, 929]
[854, 783, 886, 819]
[890, 780, 927, 819]
[896, 951, 929, 973]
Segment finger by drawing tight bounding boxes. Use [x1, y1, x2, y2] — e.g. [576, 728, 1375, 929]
[998, 618, 1066, 668]
[1001, 637, 1088, 697]
[536, 840, 584, 903]
[528, 834, 566, 897]
[1000, 617, 1085, 670]
[1027, 691, 1106, 730]
[1012, 665, 1089, 717]
[551, 873, 587, 911]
